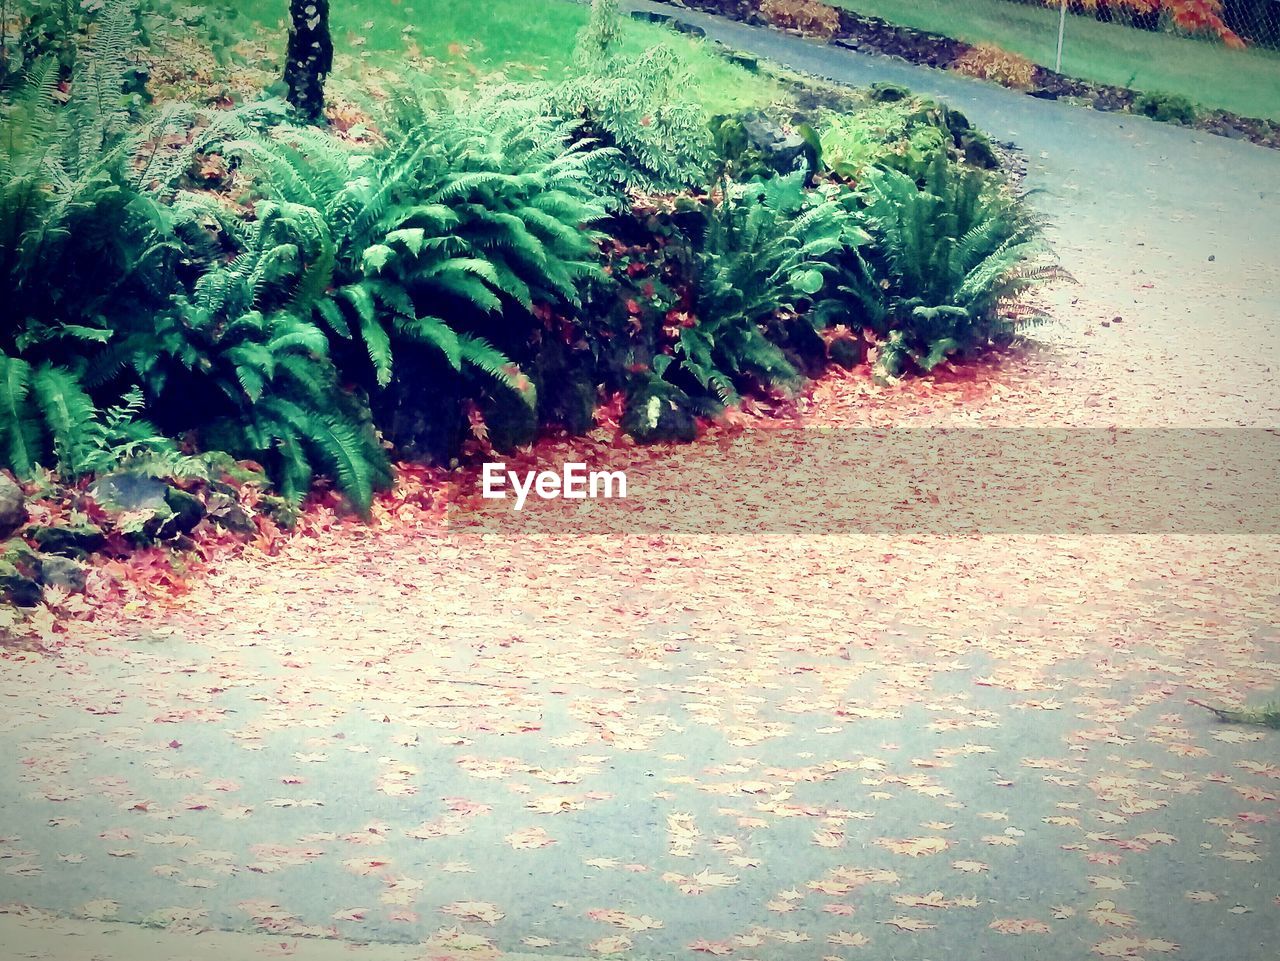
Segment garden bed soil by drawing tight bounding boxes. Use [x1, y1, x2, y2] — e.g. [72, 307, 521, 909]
[649, 0, 1280, 148]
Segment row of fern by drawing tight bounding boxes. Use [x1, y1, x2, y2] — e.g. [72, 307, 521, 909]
[1, 0, 1059, 514]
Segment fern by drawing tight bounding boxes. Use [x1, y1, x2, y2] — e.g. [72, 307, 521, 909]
[856, 154, 1064, 380]
[529, 33, 717, 197]
[0, 353, 107, 479]
[0, 355, 41, 477]
[214, 95, 609, 446]
[670, 172, 865, 406]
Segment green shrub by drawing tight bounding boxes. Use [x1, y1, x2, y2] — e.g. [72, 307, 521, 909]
[1133, 91, 1198, 126]
[817, 97, 998, 182]
[0, 4, 185, 480]
[853, 155, 1061, 380]
[531, 0, 716, 196]
[215, 93, 613, 460]
[1, 1, 618, 508]
[665, 172, 865, 406]
[818, 101, 917, 179]
[0, 0, 1059, 513]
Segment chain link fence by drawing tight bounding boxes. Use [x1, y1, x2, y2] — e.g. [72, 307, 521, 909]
[787, 0, 1280, 124]
[1034, 1, 1280, 63]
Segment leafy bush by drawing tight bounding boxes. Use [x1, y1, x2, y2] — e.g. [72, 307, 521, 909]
[951, 44, 1038, 91]
[1133, 91, 1199, 125]
[1033, 0, 1245, 48]
[672, 172, 861, 404]
[853, 155, 1060, 380]
[1, 1, 619, 508]
[1, 4, 184, 480]
[576, 171, 872, 435]
[817, 97, 998, 181]
[544, 49, 715, 195]
[119, 91, 613, 501]
[530, 0, 715, 196]
[818, 100, 924, 180]
[758, 0, 843, 40]
[0, 0, 1061, 520]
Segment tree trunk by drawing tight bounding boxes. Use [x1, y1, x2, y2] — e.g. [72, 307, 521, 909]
[284, 0, 332, 124]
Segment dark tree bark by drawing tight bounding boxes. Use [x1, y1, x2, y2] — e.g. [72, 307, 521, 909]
[284, 0, 333, 124]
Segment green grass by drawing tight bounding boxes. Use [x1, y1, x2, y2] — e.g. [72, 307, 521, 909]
[829, 0, 1280, 120]
[222, 0, 783, 115]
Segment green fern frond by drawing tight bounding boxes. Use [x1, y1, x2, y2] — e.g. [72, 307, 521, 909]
[30, 363, 99, 478]
[458, 334, 535, 410]
[263, 397, 389, 515]
[0, 355, 40, 477]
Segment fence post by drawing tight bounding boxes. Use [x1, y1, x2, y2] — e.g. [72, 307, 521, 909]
[1055, 0, 1068, 72]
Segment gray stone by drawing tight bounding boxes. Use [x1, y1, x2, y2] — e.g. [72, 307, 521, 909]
[0, 561, 42, 607]
[92, 470, 169, 514]
[828, 334, 868, 370]
[622, 380, 698, 444]
[740, 112, 810, 175]
[0, 540, 42, 607]
[27, 522, 107, 558]
[37, 554, 87, 593]
[0, 472, 25, 539]
[162, 487, 206, 537]
[93, 471, 207, 542]
[206, 491, 255, 535]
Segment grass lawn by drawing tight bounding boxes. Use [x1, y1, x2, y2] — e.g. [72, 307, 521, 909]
[830, 0, 1280, 119]
[222, 0, 784, 115]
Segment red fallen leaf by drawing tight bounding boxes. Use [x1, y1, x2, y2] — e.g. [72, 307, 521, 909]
[689, 939, 734, 955]
[168, 740, 182, 749]
[990, 918, 1052, 934]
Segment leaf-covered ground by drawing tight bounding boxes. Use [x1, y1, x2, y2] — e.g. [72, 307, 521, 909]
[2, 338, 1278, 961]
[4, 11, 1280, 961]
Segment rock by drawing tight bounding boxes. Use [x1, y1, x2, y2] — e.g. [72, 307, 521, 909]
[162, 487, 206, 537]
[1, 540, 42, 607]
[629, 10, 672, 24]
[0, 472, 25, 539]
[739, 111, 811, 175]
[37, 554, 87, 593]
[961, 132, 1000, 170]
[93, 471, 206, 542]
[0, 561, 42, 607]
[205, 490, 255, 535]
[942, 107, 972, 134]
[27, 522, 107, 558]
[622, 379, 698, 445]
[92, 470, 168, 514]
[869, 83, 910, 103]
